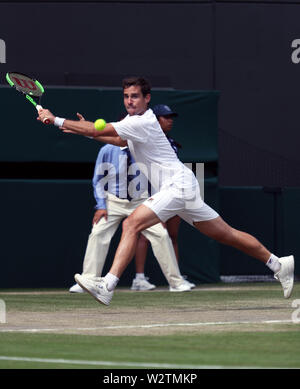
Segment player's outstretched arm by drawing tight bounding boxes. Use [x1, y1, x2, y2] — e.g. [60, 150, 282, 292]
[37, 109, 126, 146]
[71, 112, 127, 146]
[93, 135, 127, 147]
[62, 121, 127, 146]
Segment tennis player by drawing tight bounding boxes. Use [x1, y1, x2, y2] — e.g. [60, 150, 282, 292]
[136, 104, 195, 287]
[38, 76, 294, 305]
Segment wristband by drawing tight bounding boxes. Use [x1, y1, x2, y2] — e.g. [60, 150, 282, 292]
[54, 117, 66, 127]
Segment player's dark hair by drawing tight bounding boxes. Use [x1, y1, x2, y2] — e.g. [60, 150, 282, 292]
[122, 76, 151, 97]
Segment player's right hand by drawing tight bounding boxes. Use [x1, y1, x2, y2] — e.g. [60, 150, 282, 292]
[93, 209, 108, 224]
[37, 108, 55, 124]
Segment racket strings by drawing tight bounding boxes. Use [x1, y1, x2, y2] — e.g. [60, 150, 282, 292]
[7, 72, 43, 97]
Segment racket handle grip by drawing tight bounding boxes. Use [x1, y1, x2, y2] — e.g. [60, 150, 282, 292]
[36, 104, 50, 125]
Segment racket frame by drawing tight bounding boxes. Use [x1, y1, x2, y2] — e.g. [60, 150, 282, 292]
[6, 72, 50, 124]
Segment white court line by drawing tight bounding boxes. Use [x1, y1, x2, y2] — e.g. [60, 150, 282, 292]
[0, 355, 265, 369]
[0, 319, 296, 333]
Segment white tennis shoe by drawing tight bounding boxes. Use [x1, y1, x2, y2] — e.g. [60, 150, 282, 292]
[274, 255, 294, 299]
[182, 276, 196, 289]
[74, 274, 113, 306]
[169, 281, 192, 292]
[184, 280, 196, 289]
[69, 283, 85, 293]
[131, 277, 156, 291]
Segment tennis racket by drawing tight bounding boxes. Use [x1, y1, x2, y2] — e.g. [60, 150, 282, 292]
[6, 71, 50, 124]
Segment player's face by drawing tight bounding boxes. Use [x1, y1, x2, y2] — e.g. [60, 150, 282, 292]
[158, 115, 174, 133]
[123, 86, 150, 116]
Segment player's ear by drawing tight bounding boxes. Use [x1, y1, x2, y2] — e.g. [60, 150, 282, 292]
[145, 94, 151, 104]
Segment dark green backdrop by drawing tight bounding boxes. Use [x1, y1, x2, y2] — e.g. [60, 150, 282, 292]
[0, 88, 220, 288]
[0, 88, 298, 288]
[0, 87, 219, 163]
[0, 178, 219, 288]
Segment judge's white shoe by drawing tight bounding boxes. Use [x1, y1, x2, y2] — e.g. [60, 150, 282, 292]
[182, 276, 196, 289]
[185, 280, 196, 288]
[169, 281, 192, 292]
[131, 277, 156, 291]
[74, 274, 113, 306]
[274, 255, 294, 299]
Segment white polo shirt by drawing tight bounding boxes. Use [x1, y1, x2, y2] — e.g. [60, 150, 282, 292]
[111, 108, 218, 224]
[111, 109, 197, 196]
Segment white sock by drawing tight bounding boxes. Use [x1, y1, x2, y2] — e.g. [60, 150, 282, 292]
[136, 273, 145, 280]
[103, 273, 119, 291]
[266, 254, 281, 273]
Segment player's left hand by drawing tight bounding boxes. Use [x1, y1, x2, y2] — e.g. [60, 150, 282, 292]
[59, 112, 86, 133]
[76, 112, 85, 121]
[37, 108, 55, 124]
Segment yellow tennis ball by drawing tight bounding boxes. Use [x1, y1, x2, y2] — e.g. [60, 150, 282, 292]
[94, 119, 106, 131]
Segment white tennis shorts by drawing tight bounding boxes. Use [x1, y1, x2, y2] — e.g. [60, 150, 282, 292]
[143, 184, 219, 226]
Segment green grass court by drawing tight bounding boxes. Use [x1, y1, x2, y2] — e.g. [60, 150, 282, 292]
[0, 282, 299, 369]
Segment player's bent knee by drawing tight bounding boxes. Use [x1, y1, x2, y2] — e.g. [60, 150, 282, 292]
[122, 217, 131, 231]
[122, 216, 139, 234]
